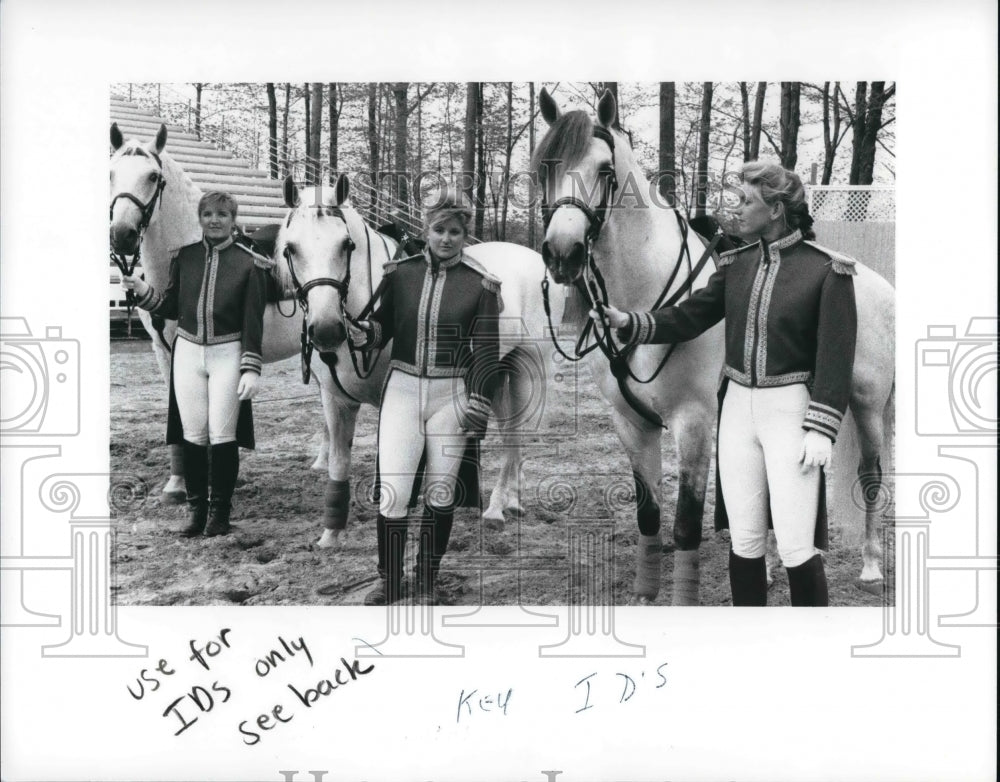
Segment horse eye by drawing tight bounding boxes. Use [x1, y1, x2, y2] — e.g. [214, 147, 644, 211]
[147, 172, 158, 182]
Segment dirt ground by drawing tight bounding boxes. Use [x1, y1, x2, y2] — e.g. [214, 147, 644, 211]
[111, 339, 893, 607]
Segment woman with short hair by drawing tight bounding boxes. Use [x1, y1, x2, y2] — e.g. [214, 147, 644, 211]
[123, 191, 270, 538]
[351, 186, 503, 605]
[594, 162, 857, 606]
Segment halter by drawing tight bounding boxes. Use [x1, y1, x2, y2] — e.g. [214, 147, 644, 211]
[285, 205, 390, 389]
[540, 125, 619, 247]
[538, 125, 723, 429]
[109, 149, 167, 325]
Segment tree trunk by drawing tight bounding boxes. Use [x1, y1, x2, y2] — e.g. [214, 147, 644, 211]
[528, 82, 537, 250]
[694, 82, 713, 218]
[281, 84, 290, 178]
[749, 81, 766, 160]
[779, 82, 801, 170]
[195, 83, 203, 140]
[392, 82, 410, 215]
[659, 82, 676, 206]
[266, 84, 278, 179]
[303, 83, 311, 182]
[462, 82, 478, 209]
[308, 83, 323, 185]
[849, 82, 868, 185]
[368, 82, 380, 219]
[820, 81, 842, 185]
[475, 84, 486, 238]
[858, 81, 887, 185]
[739, 82, 751, 161]
[328, 83, 339, 186]
[500, 82, 513, 240]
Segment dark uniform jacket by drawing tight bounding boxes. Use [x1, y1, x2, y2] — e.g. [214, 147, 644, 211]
[363, 248, 503, 420]
[137, 235, 270, 375]
[619, 228, 858, 441]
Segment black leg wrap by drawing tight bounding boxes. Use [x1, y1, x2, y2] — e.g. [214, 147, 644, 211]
[672, 482, 705, 550]
[633, 472, 660, 536]
[180, 440, 209, 537]
[205, 442, 239, 537]
[323, 479, 351, 531]
[366, 514, 408, 606]
[729, 550, 767, 607]
[786, 554, 829, 607]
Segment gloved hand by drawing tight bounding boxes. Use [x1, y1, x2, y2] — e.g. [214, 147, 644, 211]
[347, 320, 376, 350]
[237, 371, 260, 401]
[121, 274, 149, 297]
[799, 430, 833, 472]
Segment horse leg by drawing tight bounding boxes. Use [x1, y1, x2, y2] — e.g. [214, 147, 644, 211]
[316, 388, 360, 550]
[852, 393, 891, 588]
[138, 310, 185, 502]
[610, 411, 664, 605]
[670, 404, 714, 606]
[484, 372, 512, 524]
[311, 414, 331, 472]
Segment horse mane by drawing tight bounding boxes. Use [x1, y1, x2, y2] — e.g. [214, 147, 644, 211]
[155, 151, 203, 253]
[531, 110, 594, 184]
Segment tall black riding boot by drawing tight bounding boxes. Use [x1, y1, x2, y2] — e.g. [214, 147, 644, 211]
[180, 440, 209, 537]
[205, 441, 239, 537]
[728, 550, 768, 606]
[786, 554, 829, 607]
[364, 515, 407, 605]
[415, 504, 455, 603]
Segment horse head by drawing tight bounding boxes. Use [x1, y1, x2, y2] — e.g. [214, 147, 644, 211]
[276, 173, 355, 351]
[109, 122, 168, 255]
[533, 88, 625, 284]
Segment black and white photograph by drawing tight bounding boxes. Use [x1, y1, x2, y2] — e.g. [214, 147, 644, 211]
[1, 1, 995, 781]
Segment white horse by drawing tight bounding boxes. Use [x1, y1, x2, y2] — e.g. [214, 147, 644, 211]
[275, 174, 562, 547]
[533, 89, 895, 604]
[109, 123, 328, 501]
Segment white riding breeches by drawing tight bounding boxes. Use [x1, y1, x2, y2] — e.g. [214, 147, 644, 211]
[377, 370, 469, 518]
[173, 338, 242, 446]
[718, 382, 821, 568]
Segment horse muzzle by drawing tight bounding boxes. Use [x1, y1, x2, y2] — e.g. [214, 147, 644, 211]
[307, 318, 347, 352]
[110, 224, 140, 255]
[541, 239, 586, 284]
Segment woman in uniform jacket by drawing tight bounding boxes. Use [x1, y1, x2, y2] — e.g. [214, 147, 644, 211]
[123, 191, 269, 538]
[593, 162, 858, 607]
[351, 187, 502, 606]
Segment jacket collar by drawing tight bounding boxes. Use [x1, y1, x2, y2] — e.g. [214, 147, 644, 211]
[203, 235, 234, 253]
[423, 246, 464, 271]
[758, 228, 802, 262]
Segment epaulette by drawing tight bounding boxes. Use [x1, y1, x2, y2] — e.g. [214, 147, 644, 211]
[717, 242, 755, 267]
[803, 240, 858, 276]
[459, 254, 503, 292]
[383, 253, 422, 275]
[232, 238, 275, 270]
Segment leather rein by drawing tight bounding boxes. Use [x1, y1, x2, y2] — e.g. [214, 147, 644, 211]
[539, 125, 723, 429]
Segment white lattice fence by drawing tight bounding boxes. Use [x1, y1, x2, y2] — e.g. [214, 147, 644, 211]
[807, 186, 895, 285]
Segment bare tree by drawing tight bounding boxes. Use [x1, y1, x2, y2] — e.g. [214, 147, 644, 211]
[528, 82, 537, 249]
[475, 83, 486, 238]
[462, 82, 478, 208]
[659, 82, 676, 206]
[266, 83, 278, 179]
[779, 81, 801, 170]
[392, 82, 410, 212]
[195, 83, 203, 140]
[694, 82, 713, 218]
[750, 81, 766, 160]
[328, 83, 340, 186]
[307, 83, 323, 185]
[281, 84, 290, 177]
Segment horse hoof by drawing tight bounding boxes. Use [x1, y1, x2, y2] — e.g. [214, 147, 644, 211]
[503, 505, 526, 519]
[483, 506, 505, 524]
[317, 530, 344, 549]
[310, 458, 328, 472]
[854, 578, 884, 596]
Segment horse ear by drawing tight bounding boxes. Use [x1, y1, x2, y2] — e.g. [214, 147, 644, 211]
[334, 173, 350, 206]
[283, 175, 300, 208]
[154, 124, 168, 154]
[539, 87, 560, 126]
[110, 123, 123, 151]
[597, 89, 617, 128]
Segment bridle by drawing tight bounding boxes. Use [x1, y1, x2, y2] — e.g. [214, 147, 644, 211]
[283, 205, 385, 388]
[538, 123, 723, 430]
[109, 149, 167, 321]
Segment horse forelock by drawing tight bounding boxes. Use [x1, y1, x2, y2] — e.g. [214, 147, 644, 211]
[531, 110, 594, 183]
